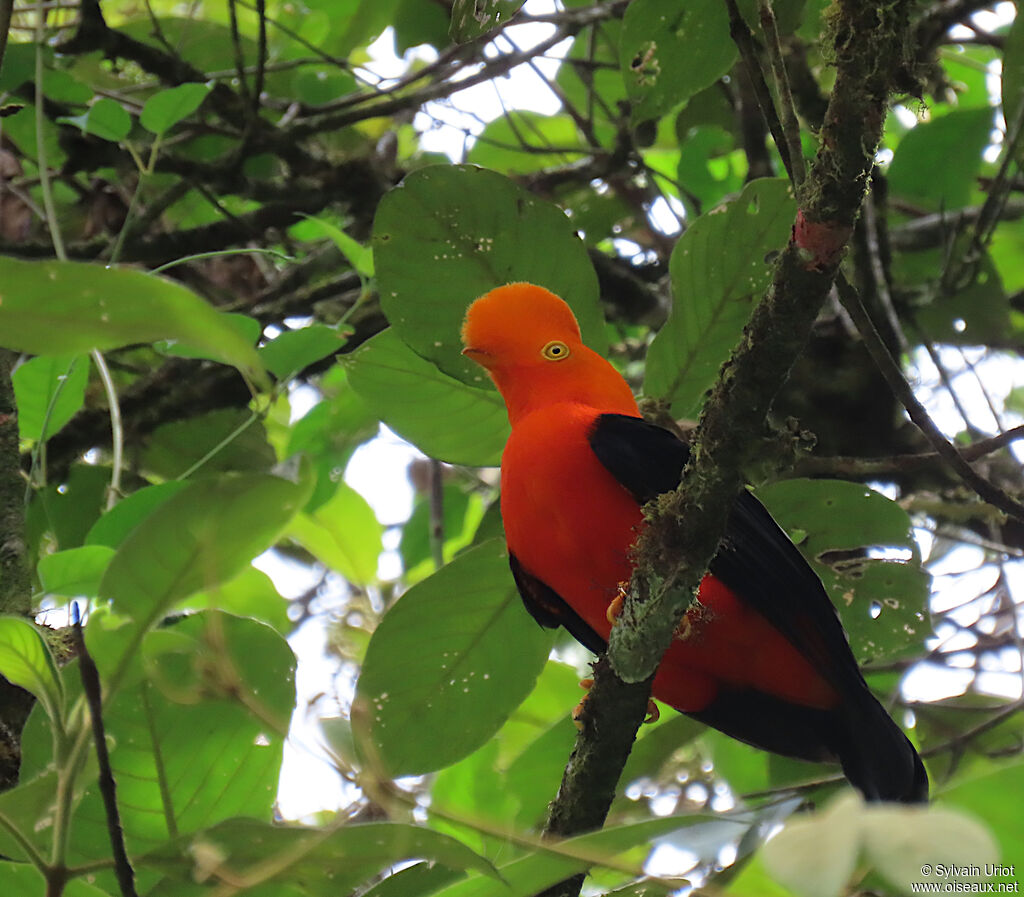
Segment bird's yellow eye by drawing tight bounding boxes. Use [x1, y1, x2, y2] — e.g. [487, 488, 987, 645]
[541, 340, 570, 361]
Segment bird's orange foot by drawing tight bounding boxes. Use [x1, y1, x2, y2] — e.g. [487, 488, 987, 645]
[606, 583, 629, 625]
[572, 678, 594, 729]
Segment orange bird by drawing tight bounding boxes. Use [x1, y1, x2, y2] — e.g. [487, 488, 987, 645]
[461, 282, 927, 803]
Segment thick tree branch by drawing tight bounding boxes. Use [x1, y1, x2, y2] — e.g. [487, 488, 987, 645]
[535, 4, 920, 893]
[0, 349, 33, 791]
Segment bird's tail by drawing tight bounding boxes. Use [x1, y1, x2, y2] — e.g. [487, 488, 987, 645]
[833, 687, 928, 803]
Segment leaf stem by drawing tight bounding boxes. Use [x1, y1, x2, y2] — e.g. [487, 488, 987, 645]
[34, 9, 66, 262]
[90, 350, 123, 510]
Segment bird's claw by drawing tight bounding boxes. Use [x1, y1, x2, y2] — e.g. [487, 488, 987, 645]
[606, 583, 629, 625]
[572, 677, 659, 728]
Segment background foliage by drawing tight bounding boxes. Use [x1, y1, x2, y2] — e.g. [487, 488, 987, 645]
[1, 0, 1023, 895]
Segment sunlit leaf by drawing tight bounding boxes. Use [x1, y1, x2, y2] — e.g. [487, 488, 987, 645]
[61, 612, 296, 863]
[85, 482, 190, 549]
[287, 480, 382, 585]
[345, 328, 509, 467]
[297, 216, 375, 277]
[37, 545, 115, 598]
[0, 617, 63, 723]
[761, 793, 862, 897]
[99, 474, 309, 660]
[12, 354, 88, 443]
[0, 257, 265, 384]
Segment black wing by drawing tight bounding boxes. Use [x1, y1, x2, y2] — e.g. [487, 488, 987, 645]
[509, 552, 607, 656]
[587, 412, 864, 692]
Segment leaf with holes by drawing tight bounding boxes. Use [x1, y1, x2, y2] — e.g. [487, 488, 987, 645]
[374, 164, 604, 384]
[354, 539, 552, 777]
[450, 0, 524, 42]
[620, 0, 736, 122]
[756, 478, 931, 664]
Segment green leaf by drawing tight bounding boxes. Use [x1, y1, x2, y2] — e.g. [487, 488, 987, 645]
[0, 257, 265, 384]
[939, 756, 1024, 872]
[297, 216, 375, 277]
[620, 0, 736, 123]
[756, 478, 931, 664]
[429, 811, 761, 897]
[467, 112, 582, 174]
[0, 771, 64, 864]
[155, 312, 263, 363]
[345, 329, 509, 467]
[12, 354, 88, 442]
[374, 164, 604, 384]
[33, 464, 110, 550]
[430, 740, 519, 859]
[645, 179, 796, 416]
[1003, 13, 1024, 148]
[887, 107, 993, 211]
[450, 0, 523, 42]
[98, 474, 309, 667]
[141, 408, 275, 479]
[180, 566, 291, 634]
[63, 612, 296, 862]
[285, 365, 378, 466]
[259, 324, 348, 379]
[85, 482, 190, 549]
[0, 617, 63, 723]
[761, 793, 862, 897]
[140, 82, 213, 135]
[37, 545, 115, 598]
[142, 818, 498, 891]
[354, 539, 552, 776]
[57, 97, 131, 142]
[0, 862, 113, 896]
[287, 480, 382, 585]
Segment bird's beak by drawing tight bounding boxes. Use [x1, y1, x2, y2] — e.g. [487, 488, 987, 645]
[461, 346, 492, 366]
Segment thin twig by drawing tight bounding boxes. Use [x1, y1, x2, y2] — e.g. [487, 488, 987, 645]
[723, 0, 794, 182]
[253, 0, 266, 115]
[34, 11, 66, 261]
[836, 274, 1024, 523]
[71, 604, 139, 897]
[428, 459, 445, 571]
[757, 0, 805, 186]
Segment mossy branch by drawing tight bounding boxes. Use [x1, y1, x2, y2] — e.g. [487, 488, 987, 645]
[538, 3, 920, 893]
